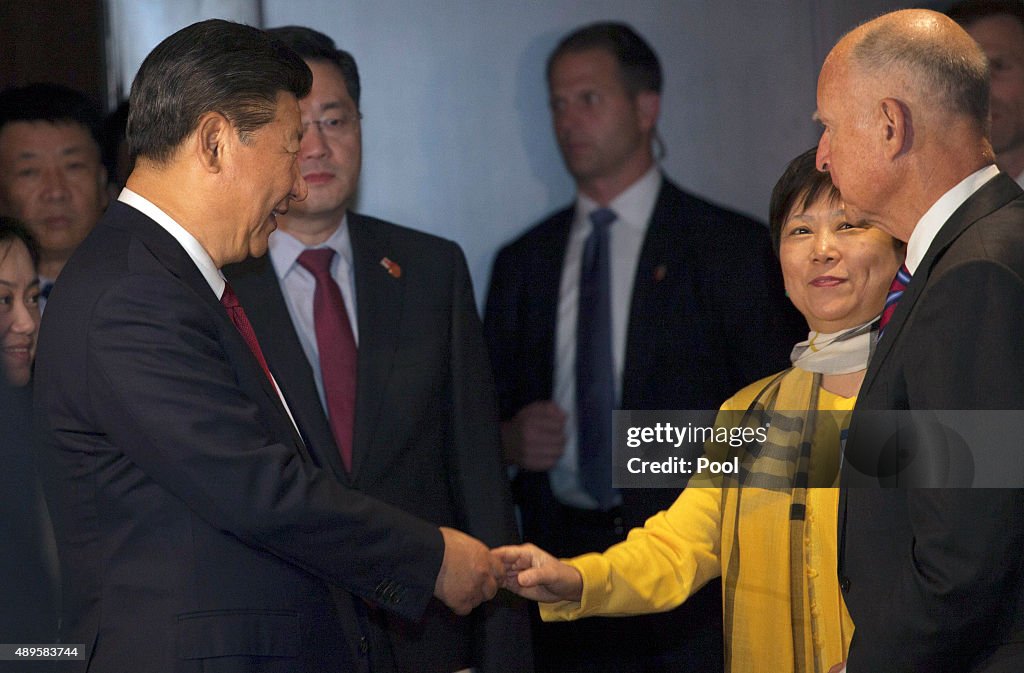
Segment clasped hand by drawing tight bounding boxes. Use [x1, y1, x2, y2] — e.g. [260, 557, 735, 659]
[491, 543, 583, 603]
[433, 530, 583, 615]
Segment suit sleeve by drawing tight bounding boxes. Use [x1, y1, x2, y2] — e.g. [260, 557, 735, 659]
[443, 244, 533, 672]
[86, 272, 444, 620]
[850, 259, 1024, 672]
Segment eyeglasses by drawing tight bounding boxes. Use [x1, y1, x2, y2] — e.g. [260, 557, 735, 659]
[302, 112, 363, 137]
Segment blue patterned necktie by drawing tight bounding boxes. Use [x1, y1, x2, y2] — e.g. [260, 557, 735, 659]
[576, 207, 618, 510]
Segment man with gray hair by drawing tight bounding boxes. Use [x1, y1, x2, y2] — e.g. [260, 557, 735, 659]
[815, 8, 1024, 672]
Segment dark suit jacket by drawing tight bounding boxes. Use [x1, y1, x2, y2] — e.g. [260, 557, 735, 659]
[33, 202, 446, 673]
[225, 212, 529, 673]
[483, 176, 803, 665]
[840, 173, 1024, 673]
[0, 383, 59, 658]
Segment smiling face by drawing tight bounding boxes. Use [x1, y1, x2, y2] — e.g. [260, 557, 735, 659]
[0, 122, 108, 273]
[219, 92, 308, 263]
[548, 48, 657, 199]
[779, 194, 903, 333]
[280, 59, 362, 241]
[0, 238, 40, 386]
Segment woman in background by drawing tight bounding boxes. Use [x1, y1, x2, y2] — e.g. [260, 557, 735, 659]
[495, 148, 905, 673]
[0, 216, 40, 387]
[0, 218, 58, 651]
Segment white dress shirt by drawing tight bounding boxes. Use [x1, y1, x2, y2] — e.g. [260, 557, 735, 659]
[905, 164, 1000, 274]
[550, 165, 661, 509]
[268, 218, 358, 413]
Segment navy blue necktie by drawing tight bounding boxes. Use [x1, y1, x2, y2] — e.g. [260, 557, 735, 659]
[576, 207, 617, 510]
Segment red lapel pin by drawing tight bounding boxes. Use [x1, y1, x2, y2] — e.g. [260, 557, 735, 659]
[380, 257, 402, 278]
[653, 264, 667, 282]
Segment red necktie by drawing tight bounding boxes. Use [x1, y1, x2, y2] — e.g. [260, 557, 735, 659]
[221, 282, 275, 386]
[878, 263, 912, 340]
[297, 248, 357, 472]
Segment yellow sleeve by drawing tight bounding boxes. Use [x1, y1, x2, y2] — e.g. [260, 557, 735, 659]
[538, 372, 781, 622]
[540, 485, 723, 620]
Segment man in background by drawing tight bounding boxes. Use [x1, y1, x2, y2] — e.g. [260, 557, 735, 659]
[948, 0, 1024, 188]
[225, 26, 529, 673]
[484, 21, 802, 673]
[0, 83, 108, 305]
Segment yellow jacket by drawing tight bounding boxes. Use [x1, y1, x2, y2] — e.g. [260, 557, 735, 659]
[541, 369, 855, 673]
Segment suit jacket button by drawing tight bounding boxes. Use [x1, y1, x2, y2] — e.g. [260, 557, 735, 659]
[359, 637, 369, 655]
[840, 577, 851, 593]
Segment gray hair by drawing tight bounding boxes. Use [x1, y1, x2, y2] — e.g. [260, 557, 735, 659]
[849, 14, 990, 131]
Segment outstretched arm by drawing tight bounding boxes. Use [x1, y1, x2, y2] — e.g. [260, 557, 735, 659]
[492, 544, 583, 603]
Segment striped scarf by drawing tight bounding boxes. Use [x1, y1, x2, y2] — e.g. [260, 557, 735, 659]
[713, 340, 866, 672]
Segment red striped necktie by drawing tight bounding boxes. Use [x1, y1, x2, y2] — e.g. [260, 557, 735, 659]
[221, 282, 274, 385]
[878, 264, 911, 340]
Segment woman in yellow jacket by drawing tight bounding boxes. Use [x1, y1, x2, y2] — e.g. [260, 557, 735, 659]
[495, 148, 905, 673]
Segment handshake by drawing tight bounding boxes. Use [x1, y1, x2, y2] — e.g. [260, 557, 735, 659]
[433, 527, 582, 614]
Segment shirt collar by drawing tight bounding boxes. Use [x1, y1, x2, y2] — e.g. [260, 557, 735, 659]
[268, 213, 352, 281]
[118, 188, 225, 298]
[904, 164, 1000, 275]
[576, 164, 661, 233]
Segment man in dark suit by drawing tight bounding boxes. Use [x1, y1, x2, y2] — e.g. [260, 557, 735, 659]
[483, 22, 802, 673]
[224, 27, 529, 673]
[815, 9, 1024, 672]
[34, 20, 501, 673]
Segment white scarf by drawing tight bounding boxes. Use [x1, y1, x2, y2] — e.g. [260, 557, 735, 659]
[789, 317, 878, 375]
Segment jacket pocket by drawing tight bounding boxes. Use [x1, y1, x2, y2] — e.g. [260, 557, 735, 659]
[176, 609, 300, 659]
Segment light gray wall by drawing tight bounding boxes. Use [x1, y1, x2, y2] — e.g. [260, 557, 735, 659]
[262, 0, 914, 303]
[116, 0, 915, 303]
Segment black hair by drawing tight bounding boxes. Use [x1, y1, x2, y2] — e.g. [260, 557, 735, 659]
[127, 19, 312, 164]
[267, 26, 361, 108]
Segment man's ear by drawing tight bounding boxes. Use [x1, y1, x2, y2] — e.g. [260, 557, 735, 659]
[193, 111, 232, 173]
[635, 91, 660, 133]
[880, 97, 912, 159]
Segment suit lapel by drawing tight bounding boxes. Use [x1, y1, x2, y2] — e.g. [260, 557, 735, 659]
[348, 213, 404, 479]
[225, 255, 348, 481]
[117, 203, 304, 451]
[860, 173, 1023, 395]
[622, 177, 672, 408]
